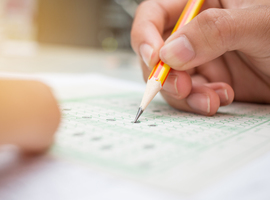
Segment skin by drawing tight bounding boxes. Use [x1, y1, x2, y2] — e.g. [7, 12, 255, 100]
[131, 0, 270, 116]
[0, 80, 61, 154]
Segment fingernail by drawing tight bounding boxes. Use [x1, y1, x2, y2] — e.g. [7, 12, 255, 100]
[160, 36, 194, 67]
[187, 93, 210, 114]
[215, 89, 229, 103]
[140, 44, 153, 69]
[163, 75, 178, 95]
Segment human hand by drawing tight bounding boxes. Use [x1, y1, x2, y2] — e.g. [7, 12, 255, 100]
[131, 0, 270, 115]
[0, 80, 61, 154]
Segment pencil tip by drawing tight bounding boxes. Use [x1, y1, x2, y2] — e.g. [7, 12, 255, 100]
[133, 107, 144, 123]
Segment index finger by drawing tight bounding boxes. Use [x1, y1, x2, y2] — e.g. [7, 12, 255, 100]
[131, 0, 188, 68]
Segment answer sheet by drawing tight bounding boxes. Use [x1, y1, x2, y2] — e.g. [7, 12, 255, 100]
[49, 74, 270, 195]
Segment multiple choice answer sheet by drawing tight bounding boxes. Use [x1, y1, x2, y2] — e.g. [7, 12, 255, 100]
[49, 75, 270, 194]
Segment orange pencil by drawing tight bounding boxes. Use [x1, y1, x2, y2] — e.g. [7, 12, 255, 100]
[134, 0, 205, 123]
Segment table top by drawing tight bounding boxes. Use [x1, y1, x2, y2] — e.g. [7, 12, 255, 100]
[0, 42, 144, 83]
[0, 42, 270, 200]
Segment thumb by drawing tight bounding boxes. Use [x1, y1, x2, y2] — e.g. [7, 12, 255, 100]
[159, 6, 270, 70]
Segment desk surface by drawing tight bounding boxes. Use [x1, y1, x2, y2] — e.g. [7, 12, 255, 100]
[0, 43, 143, 83]
[0, 43, 270, 200]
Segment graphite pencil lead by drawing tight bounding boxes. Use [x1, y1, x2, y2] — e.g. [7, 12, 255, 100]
[133, 107, 143, 123]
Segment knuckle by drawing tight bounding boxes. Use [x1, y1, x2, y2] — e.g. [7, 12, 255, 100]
[197, 8, 235, 51]
[136, 0, 152, 11]
[131, 1, 157, 52]
[130, 1, 148, 49]
[133, 0, 157, 21]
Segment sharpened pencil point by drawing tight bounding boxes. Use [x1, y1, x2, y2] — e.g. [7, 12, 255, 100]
[134, 107, 144, 123]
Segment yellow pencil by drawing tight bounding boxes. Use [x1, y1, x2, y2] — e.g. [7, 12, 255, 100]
[134, 0, 205, 123]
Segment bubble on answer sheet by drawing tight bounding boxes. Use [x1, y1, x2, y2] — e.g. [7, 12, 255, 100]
[101, 145, 113, 150]
[106, 119, 116, 121]
[139, 162, 151, 169]
[143, 144, 155, 149]
[73, 132, 84, 136]
[91, 137, 102, 141]
[148, 124, 157, 127]
[82, 116, 91, 119]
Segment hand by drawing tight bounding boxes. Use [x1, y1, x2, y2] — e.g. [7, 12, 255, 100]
[131, 0, 270, 115]
[0, 80, 61, 154]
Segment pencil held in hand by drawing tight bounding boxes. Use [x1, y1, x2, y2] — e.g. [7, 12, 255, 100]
[134, 0, 205, 123]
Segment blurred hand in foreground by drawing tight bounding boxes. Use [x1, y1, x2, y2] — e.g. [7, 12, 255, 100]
[0, 80, 60, 154]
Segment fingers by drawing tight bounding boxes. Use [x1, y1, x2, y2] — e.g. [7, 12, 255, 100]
[161, 83, 220, 116]
[131, 0, 187, 69]
[196, 56, 232, 85]
[159, 6, 270, 71]
[162, 70, 192, 100]
[204, 82, 234, 106]
[161, 79, 234, 116]
[141, 54, 234, 115]
[140, 57, 193, 100]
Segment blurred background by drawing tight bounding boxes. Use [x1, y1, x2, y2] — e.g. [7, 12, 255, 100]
[0, 0, 145, 82]
[0, 0, 144, 52]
